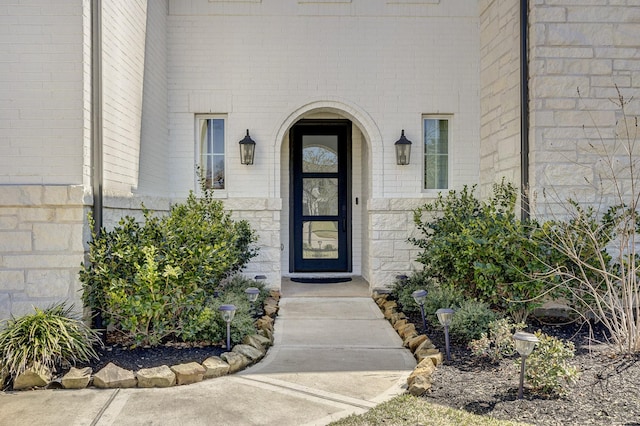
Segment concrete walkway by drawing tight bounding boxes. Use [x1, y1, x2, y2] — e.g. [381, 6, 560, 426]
[0, 278, 416, 426]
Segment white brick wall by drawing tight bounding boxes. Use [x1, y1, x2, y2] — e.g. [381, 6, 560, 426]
[138, 0, 170, 196]
[167, 0, 482, 288]
[479, 0, 522, 199]
[101, 0, 147, 195]
[0, 0, 86, 185]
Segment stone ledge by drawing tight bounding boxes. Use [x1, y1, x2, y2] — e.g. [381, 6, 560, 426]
[373, 291, 443, 396]
[8, 292, 280, 391]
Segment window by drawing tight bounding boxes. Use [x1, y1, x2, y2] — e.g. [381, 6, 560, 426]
[198, 116, 225, 190]
[423, 116, 449, 190]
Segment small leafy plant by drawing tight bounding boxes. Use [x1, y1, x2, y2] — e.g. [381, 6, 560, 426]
[522, 331, 579, 396]
[390, 271, 436, 315]
[423, 285, 465, 328]
[449, 299, 499, 343]
[0, 303, 101, 382]
[469, 318, 526, 362]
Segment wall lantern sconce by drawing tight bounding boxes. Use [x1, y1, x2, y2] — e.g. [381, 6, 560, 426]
[513, 331, 539, 399]
[436, 308, 455, 361]
[239, 129, 256, 165]
[394, 129, 412, 165]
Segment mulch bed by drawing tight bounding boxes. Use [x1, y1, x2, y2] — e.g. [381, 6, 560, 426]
[414, 315, 640, 425]
[77, 342, 226, 373]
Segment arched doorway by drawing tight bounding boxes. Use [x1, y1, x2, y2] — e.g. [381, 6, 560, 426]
[274, 100, 382, 279]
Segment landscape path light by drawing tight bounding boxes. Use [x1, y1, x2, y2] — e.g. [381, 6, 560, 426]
[436, 308, 455, 361]
[254, 275, 267, 316]
[513, 331, 539, 399]
[245, 287, 260, 317]
[219, 304, 236, 350]
[411, 289, 428, 333]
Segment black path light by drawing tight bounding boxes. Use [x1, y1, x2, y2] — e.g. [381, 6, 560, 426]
[436, 308, 455, 361]
[239, 129, 256, 165]
[513, 331, 540, 399]
[218, 304, 236, 349]
[412, 289, 428, 333]
[394, 130, 412, 165]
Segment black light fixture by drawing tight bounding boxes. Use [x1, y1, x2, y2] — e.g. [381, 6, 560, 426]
[239, 129, 256, 165]
[394, 129, 412, 165]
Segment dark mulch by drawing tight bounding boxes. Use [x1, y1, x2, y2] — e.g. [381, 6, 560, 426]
[410, 314, 640, 425]
[76, 343, 226, 373]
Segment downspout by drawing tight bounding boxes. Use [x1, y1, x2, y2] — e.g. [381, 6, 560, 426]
[520, 0, 530, 221]
[91, 0, 103, 235]
[91, 0, 104, 330]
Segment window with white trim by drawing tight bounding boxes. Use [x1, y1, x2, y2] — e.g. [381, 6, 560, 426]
[423, 116, 450, 190]
[198, 116, 225, 190]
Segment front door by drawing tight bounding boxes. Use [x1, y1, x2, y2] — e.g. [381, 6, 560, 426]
[290, 120, 351, 272]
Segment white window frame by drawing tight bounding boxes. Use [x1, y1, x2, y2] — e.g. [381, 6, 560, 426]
[196, 115, 227, 194]
[422, 114, 452, 191]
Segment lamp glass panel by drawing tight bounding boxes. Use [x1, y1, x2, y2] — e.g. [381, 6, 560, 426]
[396, 144, 411, 165]
[240, 142, 255, 165]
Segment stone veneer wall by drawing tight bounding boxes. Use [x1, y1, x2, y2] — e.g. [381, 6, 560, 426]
[528, 1, 640, 217]
[0, 186, 90, 321]
[367, 198, 428, 290]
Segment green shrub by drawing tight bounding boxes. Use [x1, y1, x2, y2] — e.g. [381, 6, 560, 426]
[0, 303, 101, 381]
[213, 292, 257, 346]
[219, 274, 269, 309]
[391, 271, 434, 315]
[469, 318, 526, 362]
[79, 181, 259, 347]
[423, 285, 464, 328]
[449, 299, 499, 343]
[522, 331, 579, 396]
[410, 180, 556, 322]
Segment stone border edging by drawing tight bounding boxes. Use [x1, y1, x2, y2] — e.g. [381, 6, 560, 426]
[10, 291, 281, 391]
[372, 291, 442, 396]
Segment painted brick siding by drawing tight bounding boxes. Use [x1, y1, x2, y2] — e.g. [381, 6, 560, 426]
[138, 0, 170, 196]
[101, 0, 147, 195]
[479, 0, 522, 199]
[166, 1, 481, 199]
[0, 0, 86, 185]
[167, 0, 481, 287]
[528, 1, 640, 217]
